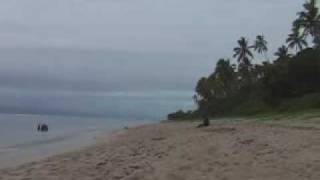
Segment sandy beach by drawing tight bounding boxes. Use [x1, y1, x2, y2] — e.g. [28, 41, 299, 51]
[0, 118, 319, 180]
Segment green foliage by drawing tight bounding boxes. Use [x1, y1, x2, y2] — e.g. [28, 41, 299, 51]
[286, 28, 308, 52]
[277, 93, 320, 112]
[294, 0, 320, 47]
[233, 37, 253, 67]
[274, 45, 291, 60]
[253, 35, 268, 56]
[168, 0, 320, 120]
[231, 99, 271, 116]
[167, 110, 199, 120]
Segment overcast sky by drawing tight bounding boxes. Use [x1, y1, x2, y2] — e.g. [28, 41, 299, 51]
[0, 0, 305, 91]
[0, 0, 303, 53]
[0, 0, 311, 117]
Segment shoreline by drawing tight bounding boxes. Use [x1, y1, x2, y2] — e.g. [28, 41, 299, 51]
[0, 119, 319, 180]
[0, 130, 103, 169]
[0, 121, 154, 169]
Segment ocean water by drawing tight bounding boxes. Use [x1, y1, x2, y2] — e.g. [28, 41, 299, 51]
[0, 90, 194, 167]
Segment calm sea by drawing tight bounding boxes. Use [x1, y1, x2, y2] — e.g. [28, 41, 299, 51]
[0, 90, 194, 167]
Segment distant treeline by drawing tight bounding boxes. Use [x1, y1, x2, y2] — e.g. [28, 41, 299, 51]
[168, 0, 320, 120]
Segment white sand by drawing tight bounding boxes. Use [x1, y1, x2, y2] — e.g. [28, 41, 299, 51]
[0, 119, 319, 180]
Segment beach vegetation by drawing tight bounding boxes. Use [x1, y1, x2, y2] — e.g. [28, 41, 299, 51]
[168, 0, 320, 120]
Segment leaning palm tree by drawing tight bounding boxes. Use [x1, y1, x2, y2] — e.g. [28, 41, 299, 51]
[294, 0, 320, 46]
[286, 28, 308, 52]
[274, 45, 291, 60]
[233, 37, 253, 66]
[253, 35, 268, 59]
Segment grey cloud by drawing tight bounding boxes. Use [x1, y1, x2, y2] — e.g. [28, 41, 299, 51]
[0, 0, 302, 54]
[0, 48, 214, 92]
[0, 0, 307, 117]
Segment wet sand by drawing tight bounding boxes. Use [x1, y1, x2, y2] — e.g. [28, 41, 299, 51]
[0, 119, 319, 180]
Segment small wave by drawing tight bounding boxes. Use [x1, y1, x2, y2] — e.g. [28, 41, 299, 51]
[4, 130, 97, 150]
[0, 147, 19, 154]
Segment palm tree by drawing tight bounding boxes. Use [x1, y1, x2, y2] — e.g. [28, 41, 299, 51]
[213, 59, 237, 97]
[253, 35, 268, 59]
[286, 28, 308, 52]
[294, 0, 320, 46]
[314, 21, 320, 48]
[233, 37, 253, 66]
[274, 45, 291, 60]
